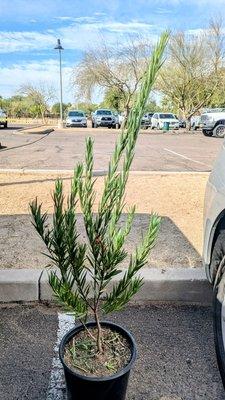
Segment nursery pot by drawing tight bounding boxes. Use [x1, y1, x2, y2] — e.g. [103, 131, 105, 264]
[59, 321, 137, 400]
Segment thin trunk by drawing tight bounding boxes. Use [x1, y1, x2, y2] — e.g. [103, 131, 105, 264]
[94, 308, 103, 353]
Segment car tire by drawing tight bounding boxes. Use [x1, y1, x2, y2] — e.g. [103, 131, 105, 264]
[203, 129, 213, 137]
[210, 230, 225, 283]
[213, 278, 225, 389]
[4, 123, 7, 129]
[112, 124, 116, 129]
[214, 124, 225, 138]
[92, 122, 94, 128]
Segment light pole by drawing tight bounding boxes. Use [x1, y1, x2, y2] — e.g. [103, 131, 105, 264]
[54, 39, 64, 128]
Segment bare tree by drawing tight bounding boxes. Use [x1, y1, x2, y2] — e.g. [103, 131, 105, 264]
[73, 36, 152, 118]
[19, 82, 56, 122]
[158, 19, 224, 126]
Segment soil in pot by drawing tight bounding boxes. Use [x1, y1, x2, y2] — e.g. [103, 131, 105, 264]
[63, 326, 131, 377]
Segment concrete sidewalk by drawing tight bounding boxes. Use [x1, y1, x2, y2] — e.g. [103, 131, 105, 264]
[0, 303, 223, 400]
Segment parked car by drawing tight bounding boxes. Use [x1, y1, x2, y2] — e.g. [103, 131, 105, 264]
[151, 113, 179, 130]
[91, 109, 116, 129]
[190, 115, 201, 130]
[66, 110, 87, 127]
[0, 109, 7, 128]
[113, 112, 123, 129]
[141, 112, 154, 129]
[201, 108, 225, 138]
[203, 143, 225, 389]
[175, 116, 186, 128]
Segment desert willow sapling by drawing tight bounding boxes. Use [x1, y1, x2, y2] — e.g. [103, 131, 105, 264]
[30, 32, 168, 354]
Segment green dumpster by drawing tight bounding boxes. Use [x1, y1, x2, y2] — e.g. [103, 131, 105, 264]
[163, 121, 170, 131]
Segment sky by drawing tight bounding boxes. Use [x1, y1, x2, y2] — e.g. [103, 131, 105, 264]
[0, 0, 224, 103]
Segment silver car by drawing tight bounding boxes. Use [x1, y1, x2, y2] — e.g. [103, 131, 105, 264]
[203, 139, 225, 387]
[66, 110, 87, 128]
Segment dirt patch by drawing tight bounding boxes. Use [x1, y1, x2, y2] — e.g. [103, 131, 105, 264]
[0, 172, 208, 269]
[64, 327, 131, 377]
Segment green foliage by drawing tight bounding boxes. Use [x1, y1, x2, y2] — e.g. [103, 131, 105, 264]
[74, 102, 99, 115]
[52, 102, 71, 116]
[30, 32, 168, 351]
[100, 87, 126, 112]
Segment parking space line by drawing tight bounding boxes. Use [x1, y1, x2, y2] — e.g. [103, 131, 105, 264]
[46, 313, 74, 400]
[164, 148, 211, 168]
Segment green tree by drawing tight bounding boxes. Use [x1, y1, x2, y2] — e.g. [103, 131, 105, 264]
[30, 32, 168, 356]
[100, 87, 126, 112]
[158, 19, 224, 126]
[75, 102, 98, 115]
[19, 82, 56, 122]
[52, 102, 71, 117]
[73, 36, 152, 118]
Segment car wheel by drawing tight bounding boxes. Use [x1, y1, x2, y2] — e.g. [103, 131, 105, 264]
[4, 123, 7, 129]
[112, 124, 116, 129]
[210, 230, 225, 284]
[213, 275, 225, 389]
[92, 122, 94, 128]
[214, 124, 225, 138]
[108, 126, 112, 129]
[203, 129, 213, 137]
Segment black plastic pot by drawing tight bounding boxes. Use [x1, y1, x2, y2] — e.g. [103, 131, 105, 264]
[59, 321, 137, 400]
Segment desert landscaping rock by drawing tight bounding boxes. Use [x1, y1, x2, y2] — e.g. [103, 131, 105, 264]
[0, 172, 207, 269]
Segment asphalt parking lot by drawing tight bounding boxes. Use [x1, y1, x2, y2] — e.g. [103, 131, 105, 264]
[0, 303, 224, 400]
[0, 124, 223, 172]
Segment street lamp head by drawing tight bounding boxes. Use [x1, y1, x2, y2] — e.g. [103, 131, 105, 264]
[54, 38, 64, 50]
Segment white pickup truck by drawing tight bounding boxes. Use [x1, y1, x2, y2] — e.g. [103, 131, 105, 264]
[201, 109, 225, 138]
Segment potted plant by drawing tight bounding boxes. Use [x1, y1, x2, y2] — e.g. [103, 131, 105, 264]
[30, 32, 168, 400]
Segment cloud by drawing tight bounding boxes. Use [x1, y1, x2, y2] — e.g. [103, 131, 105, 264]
[0, 31, 56, 53]
[0, 17, 160, 54]
[0, 59, 74, 102]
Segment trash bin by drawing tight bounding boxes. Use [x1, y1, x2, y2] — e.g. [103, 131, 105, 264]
[163, 122, 170, 131]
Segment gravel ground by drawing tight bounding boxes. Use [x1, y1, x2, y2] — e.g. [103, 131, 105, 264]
[0, 172, 208, 269]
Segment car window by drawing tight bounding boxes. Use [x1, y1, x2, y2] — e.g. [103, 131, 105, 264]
[96, 110, 112, 115]
[159, 113, 175, 119]
[68, 111, 84, 117]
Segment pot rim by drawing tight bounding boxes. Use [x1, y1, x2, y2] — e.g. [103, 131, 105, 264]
[59, 320, 137, 382]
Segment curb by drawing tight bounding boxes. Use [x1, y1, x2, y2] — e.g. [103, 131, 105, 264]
[14, 127, 55, 135]
[0, 268, 212, 304]
[0, 169, 210, 176]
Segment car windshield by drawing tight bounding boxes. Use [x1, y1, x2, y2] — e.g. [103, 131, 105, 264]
[96, 110, 112, 115]
[68, 111, 84, 117]
[159, 113, 175, 119]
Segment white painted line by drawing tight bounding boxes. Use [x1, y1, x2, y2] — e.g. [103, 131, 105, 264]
[46, 313, 74, 400]
[164, 148, 211, 168]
